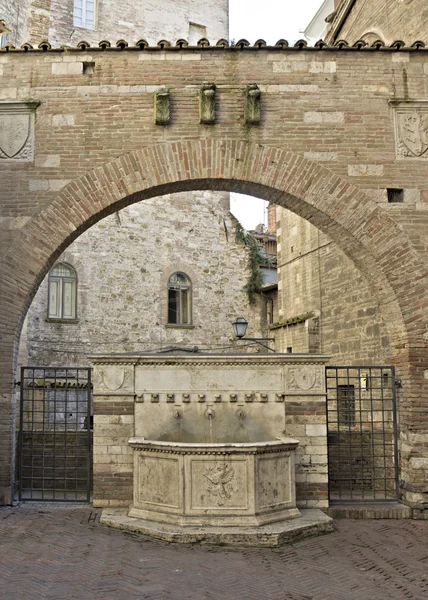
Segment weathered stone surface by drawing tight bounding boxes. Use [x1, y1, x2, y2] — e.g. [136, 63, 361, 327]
[90, 354, 329, 510]
[23, 191, 260, 366]
[0, 102, 38, 162]
[100, 507, 334, 546]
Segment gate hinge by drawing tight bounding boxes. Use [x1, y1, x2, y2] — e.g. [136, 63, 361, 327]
[14, 380, 21, 388]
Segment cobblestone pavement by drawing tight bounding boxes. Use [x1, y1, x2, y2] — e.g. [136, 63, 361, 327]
[1, 504, 428, 600]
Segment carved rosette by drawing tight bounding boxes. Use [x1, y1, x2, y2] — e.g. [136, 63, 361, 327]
[392, 101, 428, 159]
[0, 102, 39, 162]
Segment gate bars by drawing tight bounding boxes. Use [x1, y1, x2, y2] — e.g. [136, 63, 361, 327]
[18, 367, 92, 502]
[326, 366, 399, 502]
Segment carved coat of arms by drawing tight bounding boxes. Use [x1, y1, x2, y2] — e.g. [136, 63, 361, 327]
[0, 113, 30, 158]
[95, 367, 132, 391]
[290, 366, 315, 390]
[397, 111, 428, 157]
[204, 464, 235, 506]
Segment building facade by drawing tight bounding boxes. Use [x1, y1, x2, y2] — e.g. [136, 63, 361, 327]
[0, 0, 228, 48]
[1, 2, 428, 513]
[325, 0, 428, 45]
[274, 0, 428, 363]
[4, 0, 266, 368]
[21, 191, 262, 366]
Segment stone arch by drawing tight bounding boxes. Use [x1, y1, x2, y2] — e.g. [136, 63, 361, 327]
[1, 139, 428, 504]
[2, 140, 426, 348]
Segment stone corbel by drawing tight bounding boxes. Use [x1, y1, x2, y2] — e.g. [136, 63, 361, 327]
[245, 84, 261, 125]
[154, 88, 170, 126]
[200, 82, 216, 124]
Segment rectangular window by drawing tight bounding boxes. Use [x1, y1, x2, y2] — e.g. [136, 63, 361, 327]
[74, 0, 96, 29]
[0, 33, 9, 48]
[168, 288, 179, 324]
[180, 288, 189, 324]
[63, 280, 76, 319]
[337, 385, 355, 426]
[48, 278, 61, 318]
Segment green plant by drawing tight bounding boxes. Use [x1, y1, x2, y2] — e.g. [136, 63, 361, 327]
[236, 223, 265, 304]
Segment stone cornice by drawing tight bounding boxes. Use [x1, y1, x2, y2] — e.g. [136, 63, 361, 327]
[128, 438, 299, 455]
[89, 353, 330, 367]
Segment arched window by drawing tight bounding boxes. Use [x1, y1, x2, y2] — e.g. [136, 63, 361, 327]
[48, 263, 77, 320]
[167, 272, 192, 325]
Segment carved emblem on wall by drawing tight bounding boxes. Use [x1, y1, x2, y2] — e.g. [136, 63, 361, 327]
[95, 366, 133, 391]
[288, 366, 322, 391]
[391, 101, 428, 159]
[203, 463, 235, 506]
[0, 102, 39, 162]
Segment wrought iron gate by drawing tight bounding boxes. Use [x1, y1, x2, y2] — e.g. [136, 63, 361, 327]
[18, 367, 92, 502]
[326, 366, 399, 502]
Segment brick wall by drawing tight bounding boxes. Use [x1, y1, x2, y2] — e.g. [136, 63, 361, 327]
[1, 46, 428, 508]
[275, 212, 391, 364]
[326, 0, 428, 45]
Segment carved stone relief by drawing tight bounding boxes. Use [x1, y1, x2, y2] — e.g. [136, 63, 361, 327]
[0, 102, 39, 162]
[203, 463, 235, 506]
[391, 101, 428, 159]
[287, 366, 323, 392]
[94, 366, 133, 392]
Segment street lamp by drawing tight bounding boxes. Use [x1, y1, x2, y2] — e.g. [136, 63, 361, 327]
[231, 317, 275, 352]
[231, 317, 248, 338]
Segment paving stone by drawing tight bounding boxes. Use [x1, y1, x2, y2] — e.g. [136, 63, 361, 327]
[1, 505, 428, 600]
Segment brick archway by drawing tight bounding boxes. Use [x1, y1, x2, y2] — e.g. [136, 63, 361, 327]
[1, 139, 427, 506]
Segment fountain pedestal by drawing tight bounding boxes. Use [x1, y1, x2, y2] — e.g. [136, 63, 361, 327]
[128, 439, 300, 527]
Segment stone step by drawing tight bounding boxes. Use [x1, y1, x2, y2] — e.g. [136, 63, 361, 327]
[326, 502, 412, 520]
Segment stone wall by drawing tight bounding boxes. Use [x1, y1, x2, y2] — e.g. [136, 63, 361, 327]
[326, 0, 428, 45]
[274, 211, 391, 364]
[0, 0, 30, 46]
[0, 0, 228, 47]
[21, 191, 262, 366]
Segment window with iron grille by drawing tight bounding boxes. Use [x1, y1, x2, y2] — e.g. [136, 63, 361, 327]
[337, 384, 355, 426]
[167, 272, 192, 325]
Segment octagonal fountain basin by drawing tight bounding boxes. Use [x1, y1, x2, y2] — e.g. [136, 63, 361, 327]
[128, 437, 301, 527]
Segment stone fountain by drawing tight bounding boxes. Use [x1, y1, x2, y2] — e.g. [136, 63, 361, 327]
[91, 353, 333, 546]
